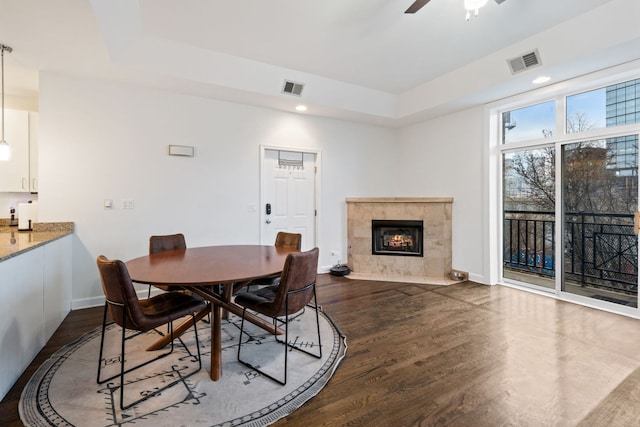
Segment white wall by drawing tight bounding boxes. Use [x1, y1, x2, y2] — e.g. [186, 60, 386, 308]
[397, 106, 486, 282]
[37, 72, 397, 307]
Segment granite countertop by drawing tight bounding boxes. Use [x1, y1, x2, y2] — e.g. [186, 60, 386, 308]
[0, 221, 74, 262]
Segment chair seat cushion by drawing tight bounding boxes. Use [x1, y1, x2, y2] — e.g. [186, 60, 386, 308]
[234, 285, 279, 312]
[137, 292, 207, 331]
[248, 275, 280, 287]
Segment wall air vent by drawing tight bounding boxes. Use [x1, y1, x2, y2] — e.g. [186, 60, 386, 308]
[282, 80, 304, 96]
[507, 49, 542, 74]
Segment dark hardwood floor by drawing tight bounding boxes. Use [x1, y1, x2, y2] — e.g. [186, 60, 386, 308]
[3, 274, 640, 426]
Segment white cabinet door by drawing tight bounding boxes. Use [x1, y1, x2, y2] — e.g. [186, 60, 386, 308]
[0, 109, 30, 192]
[0, 247, 45, 400]
[29, 112, 38, 193]
[43, 235, 72, 340]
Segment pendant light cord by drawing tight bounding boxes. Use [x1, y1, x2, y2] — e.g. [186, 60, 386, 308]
[1, 45, 5, 142]
[0, 44, 11, 143]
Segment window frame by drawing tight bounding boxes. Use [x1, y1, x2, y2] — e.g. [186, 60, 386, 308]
[486, 60, 640, 317]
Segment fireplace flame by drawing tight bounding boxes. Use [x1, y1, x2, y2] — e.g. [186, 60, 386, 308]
[388, 234, 413, 248]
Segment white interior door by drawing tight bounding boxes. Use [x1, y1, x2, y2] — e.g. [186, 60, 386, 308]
[260, 149, 316, 250]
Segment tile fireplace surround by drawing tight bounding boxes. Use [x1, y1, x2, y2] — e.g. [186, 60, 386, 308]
[346, 197, 460, 285]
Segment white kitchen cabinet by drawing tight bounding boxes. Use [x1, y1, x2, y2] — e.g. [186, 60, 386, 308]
[0, 234, 72, 400]
[0, 109, 30, 192]
[0, 247, 45, 400]
[29, 112, 39, 193]
[43, 235, 72, 340]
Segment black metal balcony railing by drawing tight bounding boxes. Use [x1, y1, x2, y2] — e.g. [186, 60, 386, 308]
[504, 210, 638, 295]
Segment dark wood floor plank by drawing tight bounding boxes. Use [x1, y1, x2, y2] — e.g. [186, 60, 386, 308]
[4, 275, 640, 426]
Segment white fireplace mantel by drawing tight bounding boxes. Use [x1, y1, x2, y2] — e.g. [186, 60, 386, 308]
[346, 197, 460, 285]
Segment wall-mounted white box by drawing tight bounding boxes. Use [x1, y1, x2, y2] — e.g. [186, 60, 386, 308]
[168, 145, 195, 157]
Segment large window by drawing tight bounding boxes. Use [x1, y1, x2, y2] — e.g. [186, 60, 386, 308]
[498, 75, 640, 311]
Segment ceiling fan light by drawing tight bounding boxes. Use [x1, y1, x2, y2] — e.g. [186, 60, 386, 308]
[464, 0, 488, 11]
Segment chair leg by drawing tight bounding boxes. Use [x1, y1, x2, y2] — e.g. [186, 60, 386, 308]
[237, 307, 288, 385]
[237, 308, 247, 362]
[96, 302, 110, 384]
[177, 315, 203, 367]
[97, 304, 202, 410]
[237, 286, 322, 386]
[298, 286, 322, 360]
[275, 286, 322, 360]
[119, 315, 129, 410]
[118, 314, 203, 410]
[312, 285, 322, 359]
[97, 312, 175, 386]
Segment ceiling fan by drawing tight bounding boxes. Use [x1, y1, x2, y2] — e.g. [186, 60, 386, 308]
[405, 0, 507, 15]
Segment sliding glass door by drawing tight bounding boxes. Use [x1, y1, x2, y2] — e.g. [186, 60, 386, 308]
[499, 76, 640, 312]
[561, 136, 638, 307]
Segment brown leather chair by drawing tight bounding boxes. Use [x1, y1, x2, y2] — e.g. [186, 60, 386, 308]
[96, 255, 207, 410]
[248, 231, 302, 288]
[274, 231, 302, 251]
[235, 247, 321, 385]
[147, 233, 187, 297]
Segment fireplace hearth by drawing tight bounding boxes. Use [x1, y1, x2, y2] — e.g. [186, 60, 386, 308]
[372, 220, 423, 256]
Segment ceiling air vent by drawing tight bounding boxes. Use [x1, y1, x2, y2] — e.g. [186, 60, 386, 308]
[282, 80, 304, 96]
[507, 49, 542, 75]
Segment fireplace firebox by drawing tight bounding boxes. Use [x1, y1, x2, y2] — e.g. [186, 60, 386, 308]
[371, 220, 423, 257]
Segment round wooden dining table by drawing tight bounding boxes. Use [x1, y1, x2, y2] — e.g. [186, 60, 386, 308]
[126, 245, 295, 381]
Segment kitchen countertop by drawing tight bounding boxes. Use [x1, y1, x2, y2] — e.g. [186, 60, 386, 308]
[0, 222, 74, 262]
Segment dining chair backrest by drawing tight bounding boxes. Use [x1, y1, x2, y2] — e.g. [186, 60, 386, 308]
[268, 247, 319, 318]
[97, 255, 152, 331]
[149, 233, 187, 255]
[274, 231, 302, 251]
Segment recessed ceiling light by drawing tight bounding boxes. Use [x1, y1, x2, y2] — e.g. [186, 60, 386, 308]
[533, 76, 551, 84]
[295, 105, 307, 112]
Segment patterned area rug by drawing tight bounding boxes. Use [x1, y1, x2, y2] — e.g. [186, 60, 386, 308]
[20, 307, 346, 426]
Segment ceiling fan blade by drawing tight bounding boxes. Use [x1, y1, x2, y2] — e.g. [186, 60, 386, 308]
[495, 0, 507, 4]
[405, 0, 431, 14]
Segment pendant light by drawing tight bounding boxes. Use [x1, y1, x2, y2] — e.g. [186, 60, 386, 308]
[0, 44, 12, 161]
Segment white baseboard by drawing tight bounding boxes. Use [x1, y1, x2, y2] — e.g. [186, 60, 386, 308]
[71, 296, 104, 310]
[318, 265, 332, 274]
[71, 288, 164, 310]
[468, 272, 488, 284]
